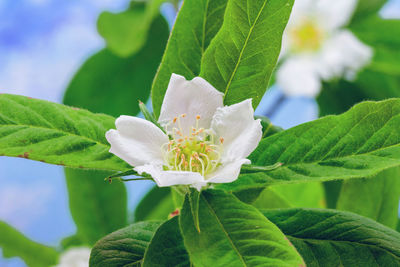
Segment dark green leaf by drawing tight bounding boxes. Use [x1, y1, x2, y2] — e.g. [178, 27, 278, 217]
[134, 186, 175, 222]
[142, 216, 190, 267]
[200, 0, 294, 108]
[65, 168, 128, 245]
[89, 221, 162, 267]
[98, 0, 166, 57]
[0, 94, 129, 171]
[179, 190, 304, 267]
[152, 0, 228, 117]
[0, 221, 58, 267]
[263, 208, 400, 266]
[256, 115, 284, 139]
[337, 167, 400, 229]
[188, 188, 201, 232]
[64, 15, 169, 117]
[350, 0, 387, 24]
[219, 99, 400, 192]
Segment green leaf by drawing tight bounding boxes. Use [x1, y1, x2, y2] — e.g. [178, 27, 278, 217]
[256, 115, 284, 139]
[179, 190, 304, 267]
[351, 16, 400, 49]
[188, 188, 201, 232]
[64, 15, 169, 117]
[142, 216, 190, 267]
[134, 186, 175, 222]
[252, 188, 291, 209]
[337, 167, 400, 229]
[262, 208, 400, 266]
[350, 0, 387, 24]
[98, 0, 166, 57]
[89, 221, 162, 267]
[199, 0, 293, 108]
[219, 99, 400, 192]
[152, 0, 228, 117]
[0, 94, 129, 171]
[0, 221, 58, 267]
[65, 168, 128, 245]
[253, 182, 325, 209]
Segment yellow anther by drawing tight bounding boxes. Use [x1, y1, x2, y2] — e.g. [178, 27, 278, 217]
[196, 115, 201, 120]
[220, 137, 224, 144]
[173, 117, 177, 123]
[181, 114, 187, 118]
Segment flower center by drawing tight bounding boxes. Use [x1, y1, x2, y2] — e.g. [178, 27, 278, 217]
[161, 114, 223, 176]
[289, 19, 324, 52]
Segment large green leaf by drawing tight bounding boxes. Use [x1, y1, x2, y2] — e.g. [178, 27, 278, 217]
[262, 208, 400, 266]
[350, 0, 387, 24]
[65, 168, 128, 245]
[179, 190, 304, 267]
[0, 221, 58, 267]
[64, 15, 169, 117]
[200, 0, 293, 108]
[253, 182, 325, 209]
[89, 221, 162, 267]
[337, 167, 400, 229]
[152, 0, 228, 117]
[134, 186, 175, 222]
[142, 216, 190, 267]
[351, 16, 400, 49]
[97, 0, 166, 57]
[219, 99, 400, 192]
[0, 94, 129, 171]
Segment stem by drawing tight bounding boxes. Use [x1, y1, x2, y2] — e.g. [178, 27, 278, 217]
[265, 92, 287, 119]
[241, 162, 283, 172]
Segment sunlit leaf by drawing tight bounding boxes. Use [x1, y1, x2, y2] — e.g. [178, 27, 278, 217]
[179, 190, 305, 267]
[200, 0, 293, 108]
[0, 94, 129, 171]
[220, 99, 400, 192]
[152, 0, 228, 117]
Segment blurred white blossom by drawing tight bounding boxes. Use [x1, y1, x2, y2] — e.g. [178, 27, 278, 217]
[277, 0, 373, 97]
[55, 247, 90, 267]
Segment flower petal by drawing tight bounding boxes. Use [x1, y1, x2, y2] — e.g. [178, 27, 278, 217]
[315, 0, 358, 30]
[211, 99, 262, 161]
[158, 74, 223, 136]
[106, 116, 168, 167]
[135, 164, 205, 187]
[317, 30, 373, 81]
[277, 56, 322, 97]
[206, 159, 250, 184]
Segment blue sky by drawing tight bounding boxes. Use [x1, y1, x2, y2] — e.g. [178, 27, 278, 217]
[0, 0, 399, 266]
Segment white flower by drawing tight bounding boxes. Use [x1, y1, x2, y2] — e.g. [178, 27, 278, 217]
[55, 247, 90, 267]
[106, 74, 262, 191]
[277, 0, 373, 97]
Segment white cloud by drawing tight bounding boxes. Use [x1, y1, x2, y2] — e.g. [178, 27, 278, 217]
[0, 183, 54, 230]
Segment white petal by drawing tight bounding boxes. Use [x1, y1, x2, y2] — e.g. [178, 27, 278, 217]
[158, 74, 223, 136]
[317, 30, 373, 80]
[315, 0, 358, 30]
[135, 164, 205, 187]
[106, 116, 168, 167]
[277, 56, 322, 97]
[211, 99, 262, 161]
[206, 159, 250, 184]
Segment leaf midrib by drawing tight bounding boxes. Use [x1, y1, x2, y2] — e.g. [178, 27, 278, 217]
[0, 123, 110, 148]
[223, 0, 268, 97]
[202, 195, 247, 267]
[288, 235, 400, 261]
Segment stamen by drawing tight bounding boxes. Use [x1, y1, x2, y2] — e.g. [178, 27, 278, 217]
[173, 117, 177, 123]
[220, 137, 224, 144]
